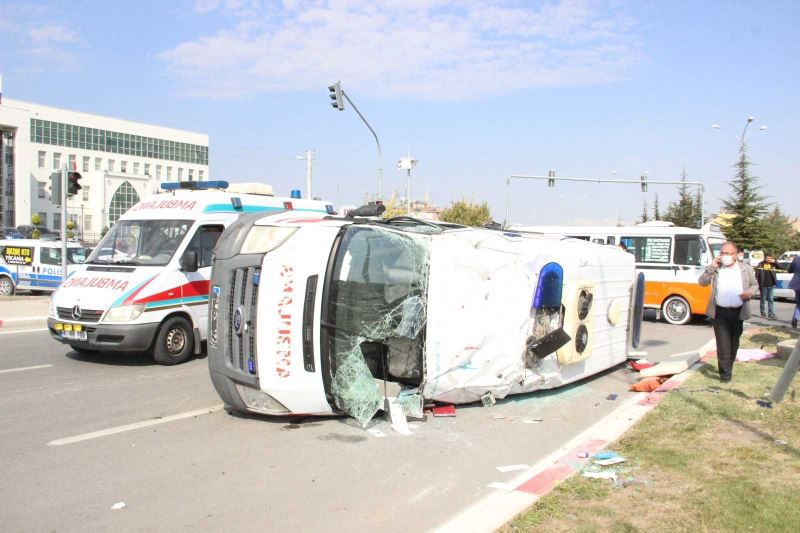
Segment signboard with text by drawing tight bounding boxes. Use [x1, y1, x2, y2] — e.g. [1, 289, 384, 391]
[1, 245, 34, 266]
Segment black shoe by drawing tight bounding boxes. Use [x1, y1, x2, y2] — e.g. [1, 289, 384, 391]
[793, 319, 798, 329]
[720, 377, 731, 383]
[768, 314, 777, 320]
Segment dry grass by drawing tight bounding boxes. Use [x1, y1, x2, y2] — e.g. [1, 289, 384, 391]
[503, 327, 800, 533]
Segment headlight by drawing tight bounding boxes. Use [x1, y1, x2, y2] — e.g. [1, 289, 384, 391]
[104, 304, 146, 322]
[240, 226, 297, 254]
[235, 384, 290, 414]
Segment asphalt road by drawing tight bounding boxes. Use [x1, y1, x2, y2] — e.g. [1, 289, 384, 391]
[1, 301, 793, 532]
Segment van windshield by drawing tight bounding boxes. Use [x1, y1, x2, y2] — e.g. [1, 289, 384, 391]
[86, 219, 192, 266]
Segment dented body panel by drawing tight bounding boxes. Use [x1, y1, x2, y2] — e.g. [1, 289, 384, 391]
[207, 215, 639, 423]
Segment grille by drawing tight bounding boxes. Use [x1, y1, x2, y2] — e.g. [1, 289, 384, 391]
[56, 307, 104, 323]
[225, 267, 260, 375]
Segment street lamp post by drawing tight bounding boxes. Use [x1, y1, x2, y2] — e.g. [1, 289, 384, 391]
[712, 116, 767, 152]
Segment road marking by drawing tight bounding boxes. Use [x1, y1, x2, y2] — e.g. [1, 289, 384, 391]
[0, 364, 53, 374]
[0, 327, 50, 335]
[47, 404, 224, 446]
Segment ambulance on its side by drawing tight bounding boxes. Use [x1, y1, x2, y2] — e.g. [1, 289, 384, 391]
[47, 181, 334, 364]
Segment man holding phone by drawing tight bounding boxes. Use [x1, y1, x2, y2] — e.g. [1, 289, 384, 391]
[698, 242, 759, 383]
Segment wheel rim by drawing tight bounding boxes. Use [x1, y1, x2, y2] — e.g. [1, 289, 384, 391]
[165, 327, 186, 355]
[0, 280, 12, 295]
[666, 299, 687, 322]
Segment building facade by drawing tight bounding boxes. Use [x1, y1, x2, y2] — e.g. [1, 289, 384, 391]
[0, 98, 208, 242]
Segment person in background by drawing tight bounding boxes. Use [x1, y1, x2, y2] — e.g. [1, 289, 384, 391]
[737, 251, 745, 263]
[788, 253, 800, 329]
[756, 254, 778, 319]
[699, 242, 758, 383]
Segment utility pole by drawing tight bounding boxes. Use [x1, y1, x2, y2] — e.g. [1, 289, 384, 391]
[299, 150, 314, 199]
[60, 165, 67, 281]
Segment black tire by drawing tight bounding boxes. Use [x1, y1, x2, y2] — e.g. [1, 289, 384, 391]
[69, 344, 97, 354]
[0, 277, 15, 296]
[662, 295, 691, 325]
[153, 316, 194, 365]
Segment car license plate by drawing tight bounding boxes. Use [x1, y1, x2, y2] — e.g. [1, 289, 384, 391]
[56, 323, 87, 341]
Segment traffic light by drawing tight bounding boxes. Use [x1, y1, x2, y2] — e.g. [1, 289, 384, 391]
[67, 171, 82, 196]
[328, 81, 344, 111]
[50, 171, 62, 206]
[547, 169, 556, 188]
[640, 175, 648, 192]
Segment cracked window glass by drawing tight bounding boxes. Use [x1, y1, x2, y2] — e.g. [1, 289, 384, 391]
[325, 226, 431, 425]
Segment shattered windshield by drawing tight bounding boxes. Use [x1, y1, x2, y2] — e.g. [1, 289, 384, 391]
[324, 225, 431, 426]
[86, 219, 192, 266]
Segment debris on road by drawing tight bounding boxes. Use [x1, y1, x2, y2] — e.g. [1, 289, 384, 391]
[481, 391, 497, 407]
[606, 394, 618, 401]
[110, 502, 127, 510]
[521, 417, 543, 424]
[367, 427, 387, 438]
[582, 470, 617, 481]
[628, 359, 654, 371]
[432, 405, 456, 417]
[775, 439, 788, 446]
[629, 376, 667, 392]
[496, 464, 530, 473]
[735, 348, 776, 362]
[639, 352, 700, 378]
[756, 399, 773, 409]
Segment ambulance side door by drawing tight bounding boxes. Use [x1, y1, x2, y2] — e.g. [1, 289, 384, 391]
[179, 224, 225, 338]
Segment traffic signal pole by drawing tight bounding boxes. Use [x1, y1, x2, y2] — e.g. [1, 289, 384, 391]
[60, 165, 68, 281]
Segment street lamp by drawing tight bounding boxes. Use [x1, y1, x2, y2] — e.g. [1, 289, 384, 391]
[397, 151, 418, 216]
[712, 116, 767, 152]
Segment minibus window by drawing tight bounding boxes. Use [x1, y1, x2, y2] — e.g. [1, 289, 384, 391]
[87, 219, 192, 266]
[183, 225, 224, 269]
[622, 236, 671, 263]
[674, 235, 703, 266]
[708, 238, 724, 258]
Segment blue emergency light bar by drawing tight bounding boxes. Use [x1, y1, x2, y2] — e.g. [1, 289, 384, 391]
[533, 262, 564, 309]
[160, 180, 229, 191]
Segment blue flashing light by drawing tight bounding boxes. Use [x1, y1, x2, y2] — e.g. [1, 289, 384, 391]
[160, 180, 229, 191]
[290, 189, 302, 199]
[252, 271, 260, 287]
[326, 204, 335, 215]
[230, 197, 243, 210]
[533, 262, 564, 309]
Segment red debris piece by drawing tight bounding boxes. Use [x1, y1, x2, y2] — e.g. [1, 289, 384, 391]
[432, 405, 456, 417]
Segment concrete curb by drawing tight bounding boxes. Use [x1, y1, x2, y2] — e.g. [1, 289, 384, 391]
[434, 337, 717, 533]
[0, 316, 49, 330]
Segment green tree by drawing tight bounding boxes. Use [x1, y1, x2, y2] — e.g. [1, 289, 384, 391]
[761, 206, 800, 256]
[639, 200, 649, 223]
[652, 194, 661, 221]
[439, 197, 491, 226]
[721, 147, 770, 250]
[380, 191, 407, 218]
[665, 170, 701, 228]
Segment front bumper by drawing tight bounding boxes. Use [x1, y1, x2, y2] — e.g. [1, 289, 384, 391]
[47, 318, 159, 352]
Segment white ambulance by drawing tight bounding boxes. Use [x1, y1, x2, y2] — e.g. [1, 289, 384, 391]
[47, 181, 334, 364]
[207, 205, 644, 424]
[0, 239, 86, 295]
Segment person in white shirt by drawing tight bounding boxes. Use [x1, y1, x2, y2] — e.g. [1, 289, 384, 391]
[698, 242, 758, 383]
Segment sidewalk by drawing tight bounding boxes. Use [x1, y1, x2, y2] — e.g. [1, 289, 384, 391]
[0, 295, 50, 331]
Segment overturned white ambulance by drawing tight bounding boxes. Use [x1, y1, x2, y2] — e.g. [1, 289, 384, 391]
[208, 207, 644, 425]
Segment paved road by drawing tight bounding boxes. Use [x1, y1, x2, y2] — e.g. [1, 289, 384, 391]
[1, 301, 791, 532]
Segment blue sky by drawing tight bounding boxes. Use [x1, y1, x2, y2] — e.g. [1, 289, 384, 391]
[2, 0, 798, 225]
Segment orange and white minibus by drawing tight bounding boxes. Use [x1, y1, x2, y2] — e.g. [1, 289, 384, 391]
[509, 221, 725, 324]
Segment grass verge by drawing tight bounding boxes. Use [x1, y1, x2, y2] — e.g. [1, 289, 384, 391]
[503, 327, 800, 533]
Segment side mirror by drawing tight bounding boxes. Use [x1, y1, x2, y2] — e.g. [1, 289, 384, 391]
[181, 250, 198, 272]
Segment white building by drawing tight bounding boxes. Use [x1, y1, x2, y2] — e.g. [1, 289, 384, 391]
[0, 98, 209, 242]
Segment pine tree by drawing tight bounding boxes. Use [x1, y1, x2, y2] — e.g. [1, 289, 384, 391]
[761, 206, 800, 256]
[652, 194, 661, 221]
[639, 200, 649, 223]
[720, 147, 770, 250]
[695, 187, 704, 227]
[665, 169, 701, 228]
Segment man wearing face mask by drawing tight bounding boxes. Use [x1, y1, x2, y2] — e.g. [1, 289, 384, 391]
[699, 242, 759, 383]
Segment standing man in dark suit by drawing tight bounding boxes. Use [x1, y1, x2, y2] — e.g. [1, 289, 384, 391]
[788, 254, 800, 329]
[699, 242, 759, 383]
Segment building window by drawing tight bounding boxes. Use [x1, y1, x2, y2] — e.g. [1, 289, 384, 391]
[82, 185, 90, 202]
[198, 170, 204, 181]
[108, 159, 115, 172]
[166, 167, 172, 181]
[121, 161, 128, 173]
[53, 213, 61, 230]
[82, 156, 90, 172]
[188, 169, 194, 181]
[95, 157, 102, 171]
[108, 181, 141, 224]
[144, 163, 150, 176]
[38, 151, 46, 169]
[53, 152, 61, 170]
[84, 214, 92, 232]
[69, 154, 77, 170]
[178, 168, 183, 180]
[38, 212, 48, 228]
[133, 162, 139, 174]
[156, 165, 162, 180]
[37, 181, 46, 199]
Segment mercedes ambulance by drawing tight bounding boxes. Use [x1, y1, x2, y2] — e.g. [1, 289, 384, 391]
[46, 181, 334, 364]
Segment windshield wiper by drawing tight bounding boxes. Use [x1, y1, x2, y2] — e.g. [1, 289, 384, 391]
[110, 260, 141, 266]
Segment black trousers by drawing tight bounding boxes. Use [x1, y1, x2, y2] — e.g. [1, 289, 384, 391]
[712, 306, 743, 380]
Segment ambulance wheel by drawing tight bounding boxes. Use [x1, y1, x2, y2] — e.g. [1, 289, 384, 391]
[153, 316, 194, 365]
[0, 277, 14, 296]
[662, 295, 691, 325]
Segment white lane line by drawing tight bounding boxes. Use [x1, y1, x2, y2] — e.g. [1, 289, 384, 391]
[0, 327, 50, 335]
[47, 404, 225, 446]
[0, 364, 54, 374]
